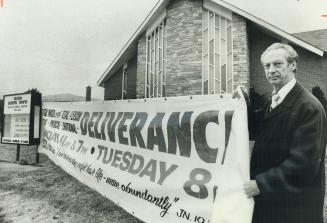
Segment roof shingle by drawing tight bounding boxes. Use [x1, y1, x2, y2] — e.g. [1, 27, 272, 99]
[293, 29, 327, 52]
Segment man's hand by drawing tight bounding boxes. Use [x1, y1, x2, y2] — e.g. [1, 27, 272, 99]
[244, 180, 260, 198]
[232, 85, 250, 107]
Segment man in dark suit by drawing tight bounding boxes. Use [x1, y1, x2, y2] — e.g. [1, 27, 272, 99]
[243, 43, 327, 223]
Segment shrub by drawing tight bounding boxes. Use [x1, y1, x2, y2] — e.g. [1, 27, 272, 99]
[312, 86, 327, 113]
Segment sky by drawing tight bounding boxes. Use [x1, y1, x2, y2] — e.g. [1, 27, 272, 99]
[1, 0, 327, 100]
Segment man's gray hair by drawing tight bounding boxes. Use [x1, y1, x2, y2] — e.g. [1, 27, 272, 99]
[261, 43, 299, 64]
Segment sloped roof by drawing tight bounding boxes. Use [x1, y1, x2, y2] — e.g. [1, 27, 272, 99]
[97, 0, 169, 87]
[97, 0, 325, 86]
[293, 29, 327, 52]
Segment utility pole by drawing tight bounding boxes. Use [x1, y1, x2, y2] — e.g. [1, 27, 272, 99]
[86, 85, 91, 101]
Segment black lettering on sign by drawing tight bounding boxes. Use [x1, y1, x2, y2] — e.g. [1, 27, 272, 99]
[94, 112, 103, 140]
[8, 101, 17, 105]
[50, 120, 60, 129]
[48, 109, 56, 117]
[147, 113, 166, 152]
[107, 112, 123, 142]
[97, 145, 114, 164]
[127, 153, 144, 175]
[61, 111, 70, 120]
[97, 146, 178, 185]
[176, 209, 190, 220]
[193, 110, 219, 163]
[183, 168, 212, 199]
[167, 112, 193, 158]
[111, 149, 123, 168]
[119, 151, 133, 171]
[129, 112, 147, 148]
[80, 112, 103, 139]
[87, 112, 98, 138]
[42, 109, 47, 117]
[80, 112, 90, 136]
[19, 100, 27, 104]
[118, 112, 134, 145]
[69, 111, 83, 121]
[77, 108, 233, 165]
[100, 112, 111, 141]
[62, 122, 77, 133]
[221, 110, 234, 164]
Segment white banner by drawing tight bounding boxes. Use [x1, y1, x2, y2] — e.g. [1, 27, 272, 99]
[40, 94, 253, 223]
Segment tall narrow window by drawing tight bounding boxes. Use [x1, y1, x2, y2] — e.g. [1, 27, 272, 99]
[122, 63, 128, 99]
[202, 8, 233, 94]
[145, 19, 166, 98]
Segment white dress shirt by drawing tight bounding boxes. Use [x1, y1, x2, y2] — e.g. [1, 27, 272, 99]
[271, 78, 296, 109]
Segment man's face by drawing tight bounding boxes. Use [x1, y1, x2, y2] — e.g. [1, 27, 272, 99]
[261, 48, 296, 90]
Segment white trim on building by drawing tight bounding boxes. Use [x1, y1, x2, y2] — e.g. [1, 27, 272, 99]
[145, 15, 166, 98]
[121, 63, 128, 99]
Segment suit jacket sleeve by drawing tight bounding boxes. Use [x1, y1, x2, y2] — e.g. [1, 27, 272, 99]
[255, 101, 327, 195]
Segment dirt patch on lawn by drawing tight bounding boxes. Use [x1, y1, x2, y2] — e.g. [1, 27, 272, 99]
[0, 155, 143, 223]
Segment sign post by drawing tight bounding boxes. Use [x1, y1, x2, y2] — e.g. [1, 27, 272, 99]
[1, 91, 42, 162]
[36, 146, 39, 164]
[16, 144, 20, 161]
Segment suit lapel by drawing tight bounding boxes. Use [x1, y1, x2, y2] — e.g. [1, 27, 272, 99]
[264, 83, 303, 120]
[264, 101, 287, 119]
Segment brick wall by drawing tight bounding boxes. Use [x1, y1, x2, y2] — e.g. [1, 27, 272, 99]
[135, 0, 251, 97]
[164, 0, 203, 97]
[232, 13, 250, 90]
[295, 45, 327, 96]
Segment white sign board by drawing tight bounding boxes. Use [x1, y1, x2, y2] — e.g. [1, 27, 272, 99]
[2, 93, 32, 144]
[4, 94, 31, 114]
[40, 95, 253, 223]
